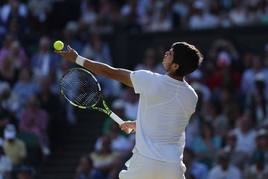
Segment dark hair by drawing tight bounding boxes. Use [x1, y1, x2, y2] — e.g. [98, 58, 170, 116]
[172, 42, 203, 76]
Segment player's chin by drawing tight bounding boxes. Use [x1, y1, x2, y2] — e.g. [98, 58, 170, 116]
[162, 63, 168, 70]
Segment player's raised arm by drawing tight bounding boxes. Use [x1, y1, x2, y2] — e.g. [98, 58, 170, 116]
[56, 45, 133, 87]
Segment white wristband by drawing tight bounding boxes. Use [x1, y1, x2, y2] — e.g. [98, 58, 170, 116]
[75, 55, 85, 66]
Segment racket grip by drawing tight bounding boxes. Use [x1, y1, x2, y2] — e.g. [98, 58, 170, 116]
[109, 112, 133, 134]
[109, 112, 124, 125]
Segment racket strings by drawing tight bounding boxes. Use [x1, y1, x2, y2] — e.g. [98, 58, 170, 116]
[61, 69, 101, 107]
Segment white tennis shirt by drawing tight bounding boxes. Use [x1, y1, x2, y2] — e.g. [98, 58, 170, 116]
[130, 70, 198, 163]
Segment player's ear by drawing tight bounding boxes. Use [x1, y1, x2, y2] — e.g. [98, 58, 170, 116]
[172, 63, 179, 70]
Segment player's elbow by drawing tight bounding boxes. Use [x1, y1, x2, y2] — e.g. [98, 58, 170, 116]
[105, 68, 133, 87]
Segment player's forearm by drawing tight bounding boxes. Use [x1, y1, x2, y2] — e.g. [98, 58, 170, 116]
[77, 56, 133, 87]
[82, 56, 114, 75]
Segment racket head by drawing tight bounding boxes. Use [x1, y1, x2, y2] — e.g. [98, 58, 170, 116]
[60, 68, 102, 109]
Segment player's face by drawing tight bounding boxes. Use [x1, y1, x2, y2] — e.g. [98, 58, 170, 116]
[162, 48, 179, 73]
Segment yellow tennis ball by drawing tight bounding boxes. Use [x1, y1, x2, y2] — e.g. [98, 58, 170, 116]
[53, 40, 64, 51]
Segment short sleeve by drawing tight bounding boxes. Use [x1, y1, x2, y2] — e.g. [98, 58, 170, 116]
[130, 70, 155, 94]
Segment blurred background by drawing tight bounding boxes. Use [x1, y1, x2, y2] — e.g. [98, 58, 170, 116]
[0, 0, 267, 179]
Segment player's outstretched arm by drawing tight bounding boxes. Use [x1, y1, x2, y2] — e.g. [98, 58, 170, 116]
[56, 45, 133, 87]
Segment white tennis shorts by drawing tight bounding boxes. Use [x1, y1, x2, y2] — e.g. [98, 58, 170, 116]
[119, 152, 186, 179]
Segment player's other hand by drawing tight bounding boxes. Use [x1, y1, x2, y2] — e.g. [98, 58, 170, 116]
[120, 121, 136, 134]
[55, 45, 78, 63]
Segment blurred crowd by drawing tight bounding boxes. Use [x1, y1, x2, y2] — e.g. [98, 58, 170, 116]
[1, 0, 268, 39]
[0, 0, 267, 179]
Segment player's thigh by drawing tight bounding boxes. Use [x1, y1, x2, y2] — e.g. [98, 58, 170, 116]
[119, 153, 145, 179]
[155, 162, 186, 179]
[119, 153, 185, 179]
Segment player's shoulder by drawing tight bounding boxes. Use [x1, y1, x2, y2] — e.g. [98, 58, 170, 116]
[184, 83, 199, 102]
[133, 70, 161, 76]
[132, 70, 162, 79]
[188, 84, 198, 97]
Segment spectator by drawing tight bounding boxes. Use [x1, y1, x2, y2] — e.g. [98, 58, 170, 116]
[0, 83, 18, 136]
[0, 54, 19, 87]
[229, 0, 249, 26]
[81, 33, 112, 65]
[241, 54, 268, 94]
[120, 0, 142, 33]
[208, 39, 239, 65]
[206, 39, 241, 90]
[27, 0, 52, 23]
[251, 129, 268, 166]
[208, 151, 242, 179]
[37, 76, 66, 152]
[122, 88, 138, 121]
[74, 155, 95, 179]
[171, 0, 190, 28]
[232, 114, 257, 155]
[106, 122, 132, 153]
[188, 70, 211, 102]
[80, 1, 97, 26]
[183, 147, 208, 179]
[135, 48, 158, 72]
[62, 21, 83, 53]
[91, 135, 119, 178]
[223, 131, 248, 169]
[191, 122, 222, 167]
[189, 1, 219, 30]
[0, 138, 12, 179]
[246, 74, 268, 127]
[0, 0, 28, 24]
[8, 40, 29, 68]
[244, 159, 268, 179]
[204, 101, 228, 137]
[217, 87, 238, 126]
[12, 68, 38, 109]
[31, 36, 59, 81]
[0, 35, 13, 64]
[19, 95, 50, 156]
[1, 1, 29, 42]
[3, 124, 27, 166]
[148, 4, 172, 32]
[16, 165, 35, 179]
[0, 39, 28, 73]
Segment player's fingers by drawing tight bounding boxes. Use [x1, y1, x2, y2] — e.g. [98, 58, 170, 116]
[55, 50, 67, 56]
[67, 45, 73, 51]
[120, 125, 129, 133]
[119, 125, 125, 130]
[128, 129, 133, 134]
[54, 50, 63, 55]
[120, 126, 127, 131]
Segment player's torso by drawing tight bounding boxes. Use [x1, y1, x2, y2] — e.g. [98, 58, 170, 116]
[137, 75, 197, 142]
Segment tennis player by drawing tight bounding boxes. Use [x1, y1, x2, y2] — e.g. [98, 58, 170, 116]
[56, 42, 203, 179]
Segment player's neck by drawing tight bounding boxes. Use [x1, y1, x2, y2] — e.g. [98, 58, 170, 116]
[167, 73, 184, 81]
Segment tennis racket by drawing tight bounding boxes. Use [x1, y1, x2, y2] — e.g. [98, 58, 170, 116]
[60, 68, 132, 133]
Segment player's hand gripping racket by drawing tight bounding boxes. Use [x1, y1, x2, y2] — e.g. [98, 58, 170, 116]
[60, 68, 133, 133]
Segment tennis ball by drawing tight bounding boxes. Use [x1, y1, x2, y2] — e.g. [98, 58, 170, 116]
[53, 40, 64, 51]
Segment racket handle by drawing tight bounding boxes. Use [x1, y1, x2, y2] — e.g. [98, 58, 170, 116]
[109, 112, 133, 134]
[110, 112, 124, 125]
